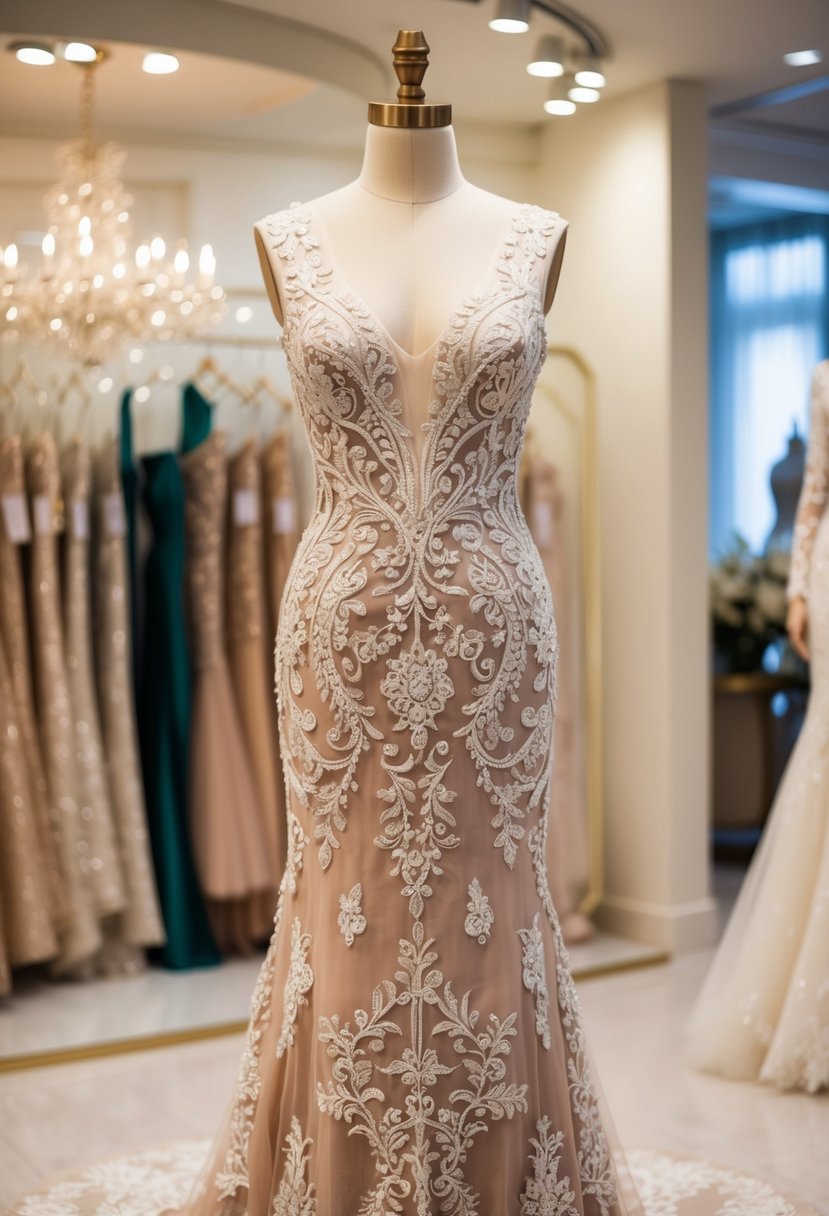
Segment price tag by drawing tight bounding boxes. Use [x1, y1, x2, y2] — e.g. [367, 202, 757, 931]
[32, 494, 53, 536]
[233, 488, 259, 526]
[103, 493, 126, 537]
[530, 500, 554, 548]
[70, 499, 89, 540]
[1, 494, 31, 544]
[272, 496, 297, 534]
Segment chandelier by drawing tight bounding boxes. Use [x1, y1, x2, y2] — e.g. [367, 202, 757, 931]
[0, 53, 226, 366]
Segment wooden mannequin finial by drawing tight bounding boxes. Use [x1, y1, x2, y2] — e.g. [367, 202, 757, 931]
[368, 29, 452, 129]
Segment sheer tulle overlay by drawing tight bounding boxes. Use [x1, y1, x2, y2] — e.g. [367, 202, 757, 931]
[169, 201, 649, 1216]
[688, 361, 829, 1093]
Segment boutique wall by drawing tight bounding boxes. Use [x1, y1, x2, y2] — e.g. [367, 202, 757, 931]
[533, 80, 716, 951]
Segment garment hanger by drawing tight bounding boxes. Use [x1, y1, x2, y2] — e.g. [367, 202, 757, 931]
[54, 369, 94, 443]
[1, 357, 47, 440]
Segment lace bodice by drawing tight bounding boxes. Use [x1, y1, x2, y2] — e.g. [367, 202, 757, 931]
[787, 360, 829, 602]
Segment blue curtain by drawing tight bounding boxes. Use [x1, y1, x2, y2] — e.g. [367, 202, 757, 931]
[710, 213, 829, 557]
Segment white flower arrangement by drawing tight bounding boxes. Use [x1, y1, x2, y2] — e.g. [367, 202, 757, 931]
[710, 536, 790, 666]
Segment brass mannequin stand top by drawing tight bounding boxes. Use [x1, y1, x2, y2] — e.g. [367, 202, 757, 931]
[368, 30, 452, 129]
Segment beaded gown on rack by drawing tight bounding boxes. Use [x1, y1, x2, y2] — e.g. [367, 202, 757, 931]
[182, 201, 640, 1216]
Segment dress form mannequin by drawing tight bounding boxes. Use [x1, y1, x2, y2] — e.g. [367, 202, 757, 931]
[254, 126, 568, 349]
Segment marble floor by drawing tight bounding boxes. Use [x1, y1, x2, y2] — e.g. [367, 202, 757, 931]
[0, 944, 826, 1214]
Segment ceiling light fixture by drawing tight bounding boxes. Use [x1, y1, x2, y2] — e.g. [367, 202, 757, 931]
[142, 50, 180, 75]
[574, 52, 606, 88]
[544, 78, 576, 116]
[9, 40, 55, 66]
[527, 34, 564, 77]
[783, 48, 823, 67]
[489, 0, 531, 34]
[63, 41, 100, 64]
[0, 57, 224, 365]
[569, 83, 600, 103]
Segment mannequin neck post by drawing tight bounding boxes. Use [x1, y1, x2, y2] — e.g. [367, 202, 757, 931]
[357, 124, 466, 204]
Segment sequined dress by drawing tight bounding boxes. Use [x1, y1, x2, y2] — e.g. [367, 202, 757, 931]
[688, 359, 829, 1093]
[177, 201, 644, 1216]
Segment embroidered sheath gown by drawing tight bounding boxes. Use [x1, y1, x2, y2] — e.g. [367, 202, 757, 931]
[179, 200, 642, 1216]
[688, 359, 829, 1093]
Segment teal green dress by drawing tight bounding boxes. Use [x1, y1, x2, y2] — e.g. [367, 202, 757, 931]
[122, 386, 220, 969]
[120, 390, 140, 697]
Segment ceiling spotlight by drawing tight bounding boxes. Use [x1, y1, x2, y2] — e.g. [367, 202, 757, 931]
[783, 48, 823, 67]
[142, 51, 180, 74]
[63, 41, 99, 63]
[574, 53, 606, 88]
[569, 84, 600, 103]
[489, 0, 530, 34]
[527, 34, 564, 77]
[9, 41, 55, 66]
[544, 79, 576, 116]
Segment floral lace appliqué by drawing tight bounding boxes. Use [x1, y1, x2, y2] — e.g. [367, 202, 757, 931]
[519, 1117, 578, 1215]
[273, 1116, 317, 1216]
[275, 917, 314, 1059]
[337, 881, 367, 946]
[518, 912, 551, 1049]
[464, 877, 494, 944]
[380, 639, 454, 752]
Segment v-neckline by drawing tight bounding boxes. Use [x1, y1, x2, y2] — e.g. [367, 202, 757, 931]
[303, 203, 524, 366]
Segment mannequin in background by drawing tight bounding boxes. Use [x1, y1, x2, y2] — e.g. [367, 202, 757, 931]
[689, 359, 829, 1092]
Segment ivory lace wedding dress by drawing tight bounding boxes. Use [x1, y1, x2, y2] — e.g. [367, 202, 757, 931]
[688, 359, 829, 1092]
[179, 201, 642, 1216]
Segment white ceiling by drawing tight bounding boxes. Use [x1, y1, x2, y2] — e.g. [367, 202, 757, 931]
[0, 0, 827, 145]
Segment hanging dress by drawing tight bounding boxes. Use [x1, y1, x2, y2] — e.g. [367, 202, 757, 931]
[226, 437, 282, 916]
[0, 434, 67, 935]
[94, 435, 166, 958]
[61, 436, 126, 937]
[26, 432, 101, 973]
[136, 400, 220, 971]
[181, 429, 275, 954]
[0, 613, 58, 974]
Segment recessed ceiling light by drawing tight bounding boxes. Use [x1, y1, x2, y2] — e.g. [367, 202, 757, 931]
[142, 51, 180, 75]
[9, 41, 55, 66]
[63, 42, 99, 63]
[783, 48, 823, 67]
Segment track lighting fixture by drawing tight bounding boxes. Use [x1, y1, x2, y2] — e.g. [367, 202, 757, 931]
[574, 52, 606, 88]
[489, 0, 531, 34]
[527, 34, 564, 77]
[543, 78, 576, 116]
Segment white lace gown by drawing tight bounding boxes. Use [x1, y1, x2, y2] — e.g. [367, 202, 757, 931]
[688, 359, 829, 1093]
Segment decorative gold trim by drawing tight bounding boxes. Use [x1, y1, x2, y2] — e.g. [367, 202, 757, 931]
[0, 1019, 248, 1075]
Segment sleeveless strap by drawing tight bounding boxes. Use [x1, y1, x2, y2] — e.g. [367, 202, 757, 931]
[499, 204, 561, 300]
[261, 203, 331, 309]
